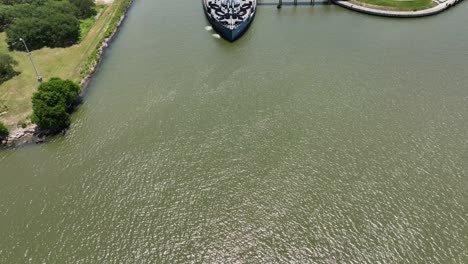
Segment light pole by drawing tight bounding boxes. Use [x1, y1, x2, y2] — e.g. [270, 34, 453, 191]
[19, 38, 42, 82]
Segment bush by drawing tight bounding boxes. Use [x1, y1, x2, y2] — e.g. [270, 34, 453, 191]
[0, 52, 19, 84]
[31, 78, 80, 132]
[17, 119, 27, 128]
[0, 121, 8, 140]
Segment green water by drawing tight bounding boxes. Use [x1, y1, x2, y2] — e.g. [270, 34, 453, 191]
[1, 0, 467, 262]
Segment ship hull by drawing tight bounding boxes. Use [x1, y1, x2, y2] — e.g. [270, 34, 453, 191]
[202, 0, 256, 42]
[206, 13, 255, 41]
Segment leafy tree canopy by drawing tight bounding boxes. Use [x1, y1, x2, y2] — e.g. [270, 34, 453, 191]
[0, 52, 18, 84]
[0, 0, 44, 5]
[68, 0, 96, 19]
[0, 1, 77, 31]
[6, 12, 80, 51]
[31, 77, 80, 131]
[1, 0, 95, 50]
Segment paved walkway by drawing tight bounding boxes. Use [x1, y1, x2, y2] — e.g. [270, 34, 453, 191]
[333, 0, 463, 17]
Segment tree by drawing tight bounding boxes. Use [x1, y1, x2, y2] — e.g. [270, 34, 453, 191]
[6, 13, 80, 50]
[35, 77, 80, 107]
[0, 1, 69, 33]
[0, 52, 19, 84]
[5, 17, 43, 51]
[0, 4, 35, 33]
[0, 121, 8, 140]
[0, 0, 44, 4]
[31, 78, 80, 132]
[0, 5, 14, 32]
[6, 13, 80, 51]
[2, 0, 80, 50]
[68, 0, 96, 19]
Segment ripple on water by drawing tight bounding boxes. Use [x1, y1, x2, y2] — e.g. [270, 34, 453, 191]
[1, 1, 468, 263]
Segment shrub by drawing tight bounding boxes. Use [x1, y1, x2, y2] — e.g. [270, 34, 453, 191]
[31, 78, 80, 132]
[17, 119, 27, 128]
[0, 121, 8, 140]
[0, 52, 19, 84]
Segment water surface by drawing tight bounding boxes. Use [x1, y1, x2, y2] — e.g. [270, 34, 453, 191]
[1, 0, 467, 262]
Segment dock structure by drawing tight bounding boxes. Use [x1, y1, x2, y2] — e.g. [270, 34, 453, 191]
[266, 0, 463, 12]
[273, 0, 323, 8]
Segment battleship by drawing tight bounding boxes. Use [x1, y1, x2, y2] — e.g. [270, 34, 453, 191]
[202, 0, 257, 41]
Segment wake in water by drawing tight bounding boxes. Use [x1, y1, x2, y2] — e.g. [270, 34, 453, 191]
[204, 26, 220, 39]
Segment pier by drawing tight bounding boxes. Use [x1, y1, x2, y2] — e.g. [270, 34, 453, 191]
[258, 0, 330, 8]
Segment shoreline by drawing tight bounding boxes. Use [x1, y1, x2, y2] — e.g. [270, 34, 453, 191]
[80, 0, 133, 91]
[333, 0, 464, 17]
[1, 0, 134, 147]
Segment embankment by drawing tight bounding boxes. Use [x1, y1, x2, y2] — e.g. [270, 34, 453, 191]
[333, 0, 464, 17]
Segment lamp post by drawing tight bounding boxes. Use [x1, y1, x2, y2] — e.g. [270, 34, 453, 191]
[19, 38, 42, 82]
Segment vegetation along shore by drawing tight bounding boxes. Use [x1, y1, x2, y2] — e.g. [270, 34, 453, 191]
[0, 0, 133, 146]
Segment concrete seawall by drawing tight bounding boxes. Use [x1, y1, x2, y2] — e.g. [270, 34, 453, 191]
[333, 0, 464, 17]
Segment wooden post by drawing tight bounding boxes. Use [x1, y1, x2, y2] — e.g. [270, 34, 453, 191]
[277, 0, 282, 8]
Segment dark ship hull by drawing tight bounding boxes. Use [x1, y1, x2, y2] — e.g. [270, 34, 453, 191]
[203, 0, 257, 42]
[208, 14, 255, 41]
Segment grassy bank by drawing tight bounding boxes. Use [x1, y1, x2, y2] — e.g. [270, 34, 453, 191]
[79, 5, 108, 42]
[81, 0, 132, 80]
[350, 0, 436, 11]
[0, 0, 130, 127]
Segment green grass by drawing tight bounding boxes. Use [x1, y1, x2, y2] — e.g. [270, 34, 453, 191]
[79, 5, 107, 42]
[0, 0, 127, 127]
[79, 17, 96, 42]
[353, 0, 436, 10]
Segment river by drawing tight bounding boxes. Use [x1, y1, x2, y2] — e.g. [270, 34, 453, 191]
[1, 0, 467, 262]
